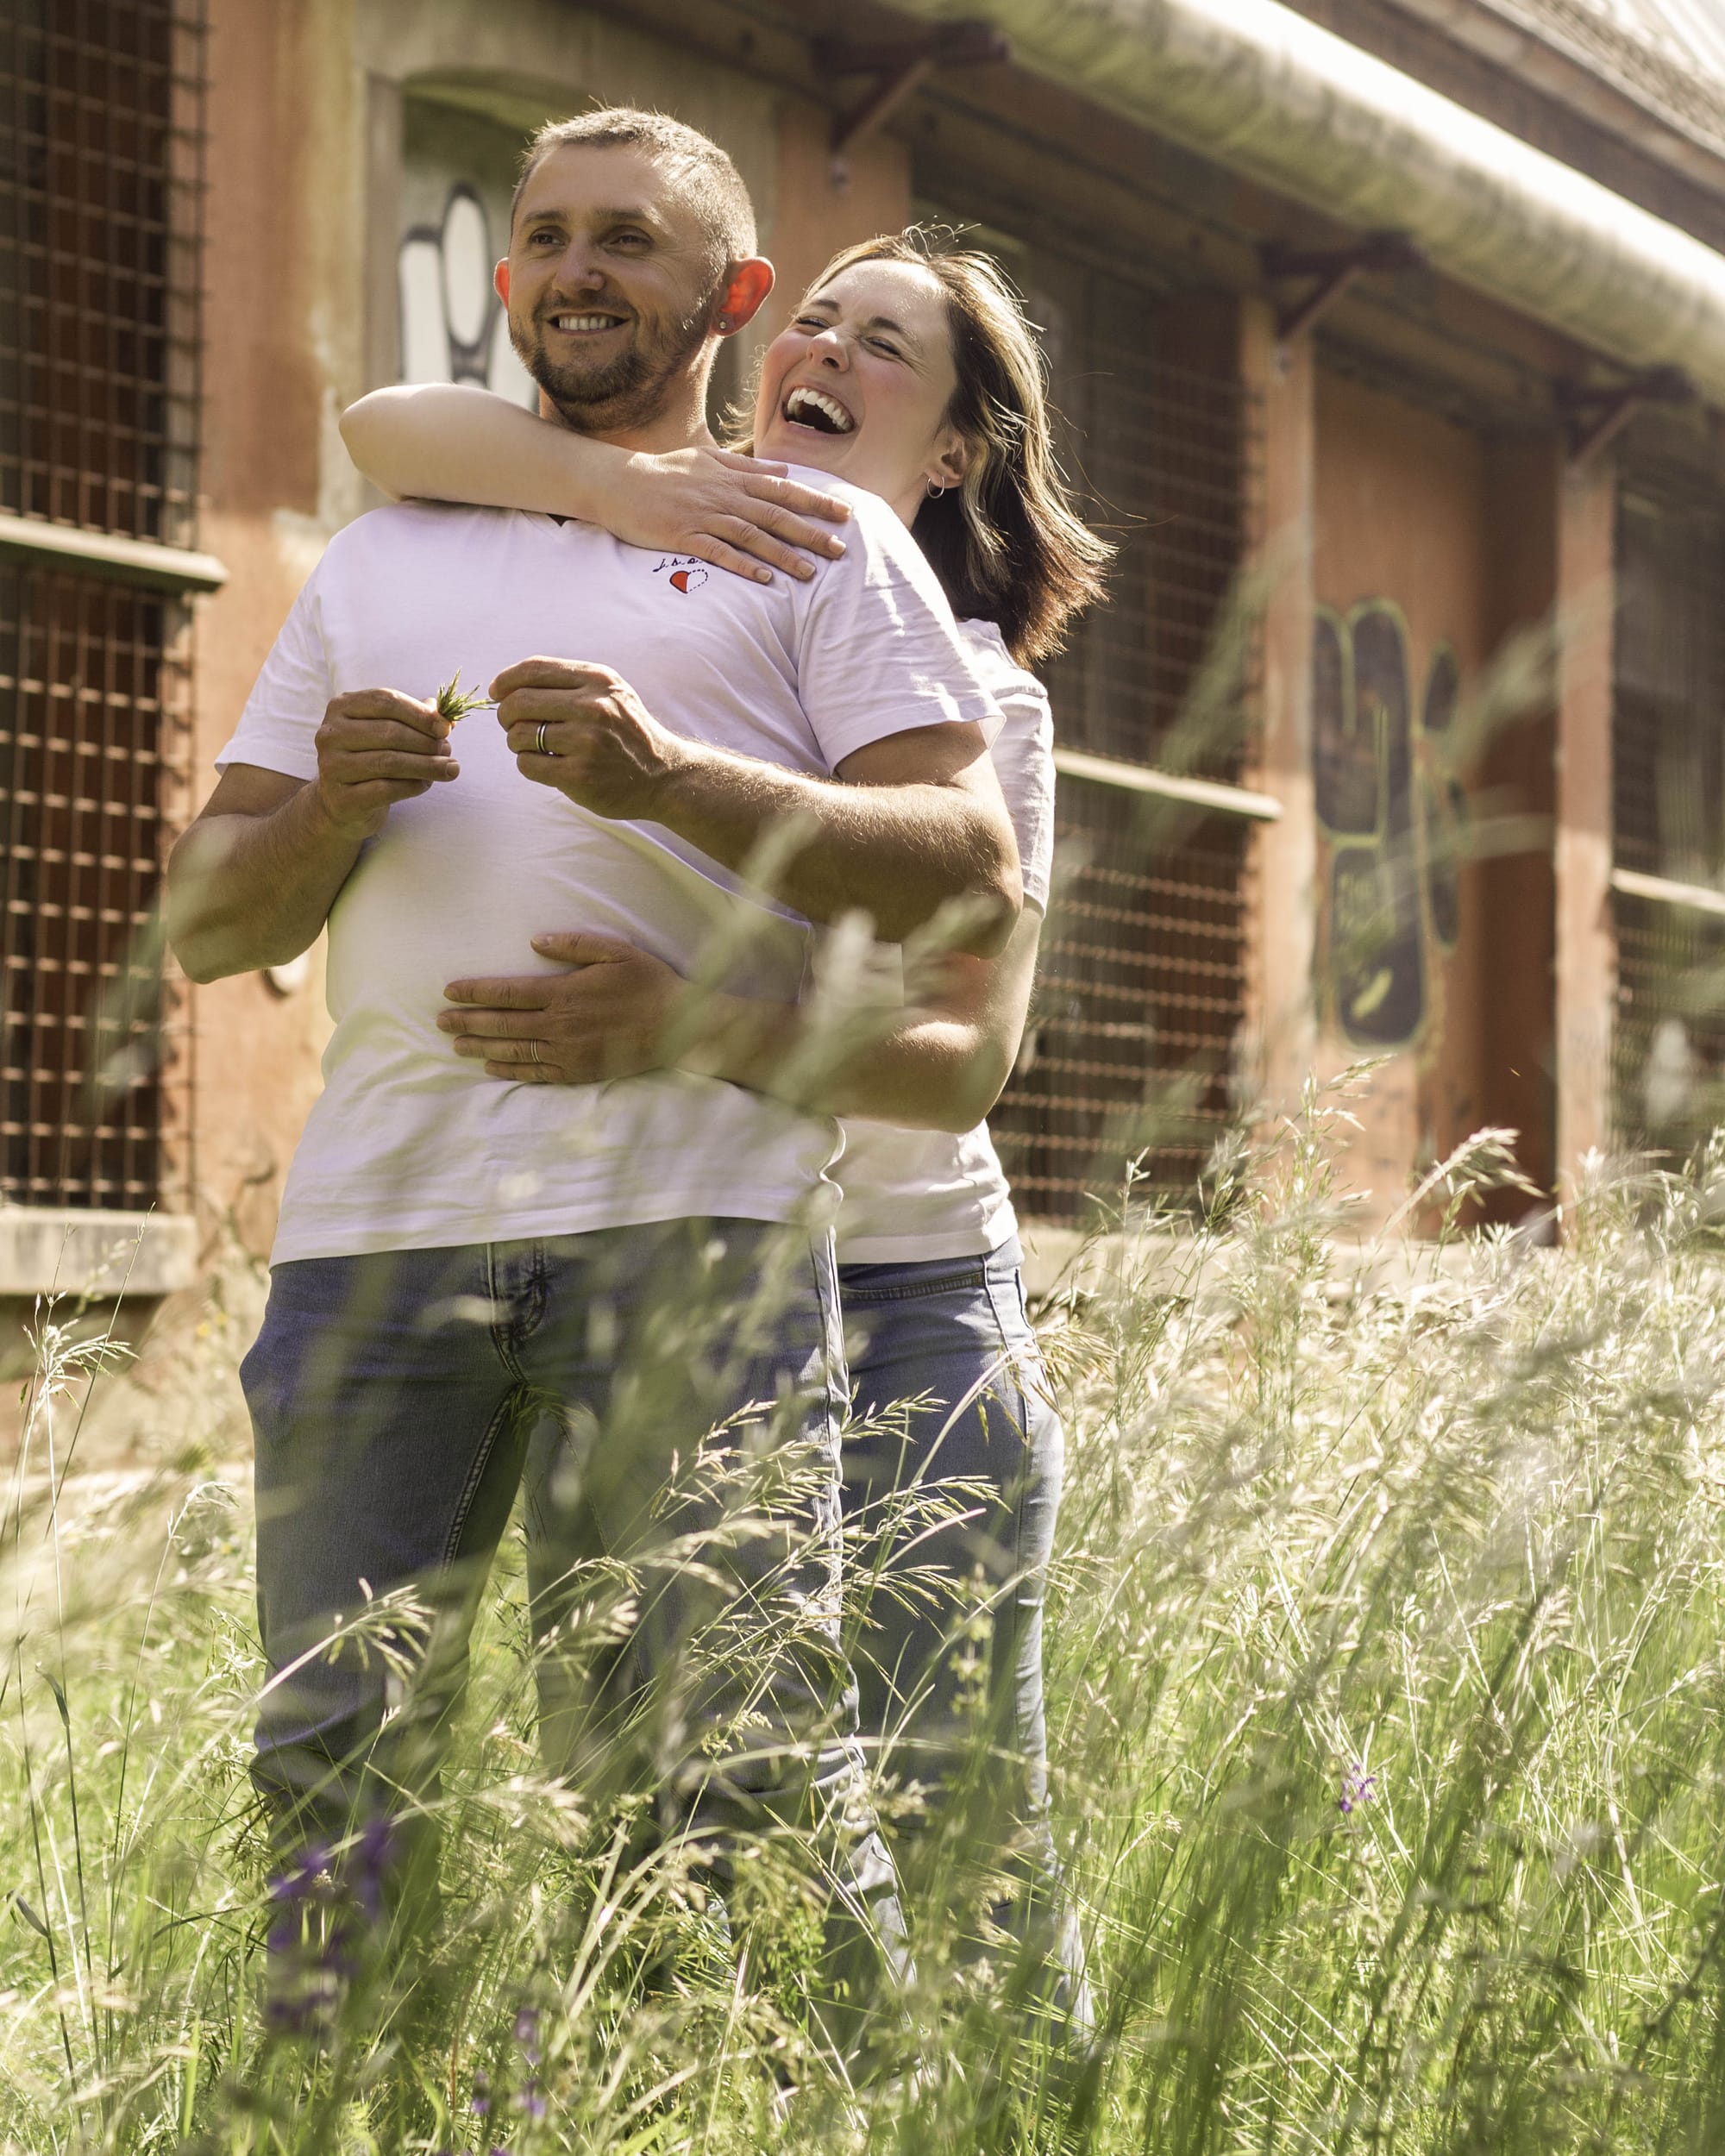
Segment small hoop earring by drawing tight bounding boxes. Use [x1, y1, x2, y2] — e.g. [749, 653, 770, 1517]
[926, 480, 948, 499]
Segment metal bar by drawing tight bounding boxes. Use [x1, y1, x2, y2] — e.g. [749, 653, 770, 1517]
[1561, 368, 1696, 470]
[833, 54, 938, 160]
[0, 513, 227, 593]
[1610, 865, 1725, 919]
[1261, 231, 1429, 343]
[1053, 747, 1284, 820]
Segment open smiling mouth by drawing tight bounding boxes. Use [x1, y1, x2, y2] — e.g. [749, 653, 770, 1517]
[546, 311, 629, 335]
[782, 385, 855, 436]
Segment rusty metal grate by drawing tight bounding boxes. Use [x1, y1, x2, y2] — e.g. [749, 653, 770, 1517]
[0, 0, 203, 542]
[1044, 356, 1258, 785]
[1611, 464, 1725, 1160]
[994, 782, 1250, 1224]
[1612, 894, 1725, 1160]
[993, 335, 1259, 1225]
[0, 564, 192, 1209]
[0, 0, 204, 1213]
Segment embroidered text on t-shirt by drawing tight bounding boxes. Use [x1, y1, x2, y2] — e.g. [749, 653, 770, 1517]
[654, 556, 709, 595]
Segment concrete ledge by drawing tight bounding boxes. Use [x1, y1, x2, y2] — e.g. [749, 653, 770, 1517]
[0, 1210, 199, 1297]
[0, 511, 229, 593]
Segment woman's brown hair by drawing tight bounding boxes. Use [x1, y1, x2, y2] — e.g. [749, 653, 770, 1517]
[756, 229, 1112, 667]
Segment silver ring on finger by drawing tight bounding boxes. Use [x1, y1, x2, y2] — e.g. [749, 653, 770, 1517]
[535, 719, 552, 757]
[528, 1038, 543, 1066]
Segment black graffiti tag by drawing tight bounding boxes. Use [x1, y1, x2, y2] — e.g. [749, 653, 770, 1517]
[1313, 604, 1468, 1049]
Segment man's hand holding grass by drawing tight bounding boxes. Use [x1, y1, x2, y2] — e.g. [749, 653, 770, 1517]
[492, 658, 686, 818]
[312, 687, 457, 838]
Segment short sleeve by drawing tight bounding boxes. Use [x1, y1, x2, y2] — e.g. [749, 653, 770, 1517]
[213, 566, 331, 782]
[957, 622, 1054, 912]
[794, 487, 1002, 772]
[987, 677, 1055, 912]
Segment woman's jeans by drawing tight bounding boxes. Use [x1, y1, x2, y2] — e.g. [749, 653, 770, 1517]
[838, 1236, 1089, 2036]
[240, 1218, 904, 2050]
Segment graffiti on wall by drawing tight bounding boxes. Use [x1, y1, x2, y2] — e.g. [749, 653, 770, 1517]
[398, 183, 536, 407]
[1314, 601, 1469, 1048]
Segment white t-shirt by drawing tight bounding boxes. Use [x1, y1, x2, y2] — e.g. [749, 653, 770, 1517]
[834, 620, 1053, 1265]
[217, 486, 1003, 1265]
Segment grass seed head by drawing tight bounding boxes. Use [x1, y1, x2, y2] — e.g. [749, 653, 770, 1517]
[434, 671, 492, 724]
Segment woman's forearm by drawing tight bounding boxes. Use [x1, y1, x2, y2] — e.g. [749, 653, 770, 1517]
[672, 992, 1008, 1134]
[342, 385, 630, 518]
[673, 903, 1039, 1129]
[340, 386, 850, 580]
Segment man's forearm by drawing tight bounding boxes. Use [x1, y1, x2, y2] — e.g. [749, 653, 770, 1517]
[655, 747, 1020, 953]
[166, 786, 363, 983]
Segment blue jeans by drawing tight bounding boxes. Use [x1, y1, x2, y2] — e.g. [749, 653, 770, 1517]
[838, 1237, 1089, 2035]
[241, 1218, 904, 2047]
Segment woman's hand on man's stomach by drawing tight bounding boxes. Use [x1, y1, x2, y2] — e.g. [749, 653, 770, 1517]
[437, 931, 681, 1084]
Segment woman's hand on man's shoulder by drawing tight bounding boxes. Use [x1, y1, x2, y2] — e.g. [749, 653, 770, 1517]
[611, 445, 851, 586]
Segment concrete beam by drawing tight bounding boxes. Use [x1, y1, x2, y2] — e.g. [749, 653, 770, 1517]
[1553, 453, 1617, 1191]
[0, 1211, 198, 1299]
[1241, 295, 1319, 1117]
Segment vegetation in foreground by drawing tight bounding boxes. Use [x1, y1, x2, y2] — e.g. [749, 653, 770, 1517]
[9, 1087, 1725, 2153]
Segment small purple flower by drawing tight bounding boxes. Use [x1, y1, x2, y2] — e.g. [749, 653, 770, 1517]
[267, 1840, 334, 1907]
[1339, 1764, 1378, 1816]
[514, 2004, 542, 2067]
[470, 2068, 491, 2117]
[521, 2085, 548, 2123]
[350, 1814, 395, 1916]
[260, 1830, 393, 2033]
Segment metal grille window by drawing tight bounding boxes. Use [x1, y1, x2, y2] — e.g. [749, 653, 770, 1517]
[1610, 467, 1725, 1159]
[982, 260, 1263, 1225]
[0, 565, 189, 1206]
[1, 0, 200, 541]
[995, 783, 1251, 1223]
[0, 0, 204, 1213]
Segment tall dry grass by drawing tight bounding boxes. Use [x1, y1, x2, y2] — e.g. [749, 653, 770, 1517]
[7, 1081, 1725, 2152]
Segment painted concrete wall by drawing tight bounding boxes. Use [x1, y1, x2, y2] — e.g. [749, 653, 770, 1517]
[1311, 367, 1555, 1220]
[191, 0, 342, 1257]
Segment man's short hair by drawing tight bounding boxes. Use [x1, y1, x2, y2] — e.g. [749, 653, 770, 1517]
[511, 108, 756, 270]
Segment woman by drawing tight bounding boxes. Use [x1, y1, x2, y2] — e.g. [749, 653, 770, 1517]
[342, 230, 1109, 2034]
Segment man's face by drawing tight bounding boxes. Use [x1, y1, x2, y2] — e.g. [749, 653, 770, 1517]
[499, 144, 722, 436]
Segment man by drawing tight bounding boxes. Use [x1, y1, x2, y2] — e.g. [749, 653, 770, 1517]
[165, 110, 1019, 2051]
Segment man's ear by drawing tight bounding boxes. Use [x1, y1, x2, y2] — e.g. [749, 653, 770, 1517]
[493, 259, 511, 305]
[715, 257, 774, 336]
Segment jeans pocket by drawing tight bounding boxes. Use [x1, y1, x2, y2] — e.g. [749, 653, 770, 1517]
[839, 1260, 989, 1305]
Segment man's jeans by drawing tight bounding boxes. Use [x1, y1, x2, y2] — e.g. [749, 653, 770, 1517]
[241, 1217, 904, 2044]
[838, 1236, 1090, 2037]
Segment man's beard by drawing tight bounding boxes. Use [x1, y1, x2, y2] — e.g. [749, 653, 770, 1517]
[511, 294, 713, 435]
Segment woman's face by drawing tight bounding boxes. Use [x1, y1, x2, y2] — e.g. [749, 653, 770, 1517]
[752, 259, 968, 523]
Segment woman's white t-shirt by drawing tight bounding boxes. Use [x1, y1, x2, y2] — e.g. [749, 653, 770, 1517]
[834, 619, 1053, 1265]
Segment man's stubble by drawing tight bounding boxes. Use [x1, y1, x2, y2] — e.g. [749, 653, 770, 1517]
[510, 291, 717, 438]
